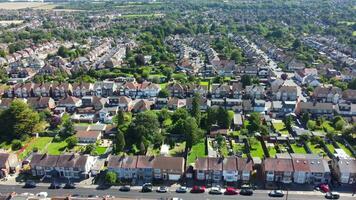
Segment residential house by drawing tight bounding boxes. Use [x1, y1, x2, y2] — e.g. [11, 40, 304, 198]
[331, 158, 356, 185]
[137, 81, 160, 98]
[245, 85, 265, 99]
[287, 59, 305, 71]
[136, 156, 155, 181]
[208, 157, 223, 182]
[273, 86, 298, 101]
[0, 153, 18, 178]
[153, 156, 185, 181]
[312, 86, 342, 104]
[167, 97, 186, 110]
[186, 84, 209, 97]
[226, 98, 243, 111]
[120, 81, 137, 97]
[94, 81, 117, 97]
[242, 99, 253, 113]
[51, 83, 72, 99]
[107, 155, 138, 180]
[211, 60, 236, 76]
[295, 68, 318, 85]
[27, 97, 56, 110]
[342, 89, 356, 103]
[132, 99, 153, 113]
[222, 157, 238, 183]
[13, 83, 33, 98]
[33, 83, 51, 97]
[57, 96, 82, 112]
[237, 157, 253, 182]
[30, 153, 95, 180]
[297, 102, 334, 117]
[253, 99, 266, 113]
[195, 157, 208, 181]
[335, 102, 356, 117]
[263, 158, 293, 183]
[107, 96, 133, 111]
[186, 97, 210, 110]
[72, 83, 94, 97]
[38, 64, 58, 76]
[231, 82, 243, 99]
[75, 130, 102, 143]
[167, 83, 186, 98]
[81, 96, 106, 111]
[211, 84, 231, 98]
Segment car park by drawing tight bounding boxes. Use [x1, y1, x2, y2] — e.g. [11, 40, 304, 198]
[156, 186, 169, 193]
[23, 180, 36, 188]
[119, 185, 131, 192]
[175, 186, 188, 193]
[190, 186, 205, 193]
[224, 187, 238, 195]
[325, 192, 340, 199]
[269, 190, 284, 197]
[142, 183, 153, 192]
[209, 186, 223, 195]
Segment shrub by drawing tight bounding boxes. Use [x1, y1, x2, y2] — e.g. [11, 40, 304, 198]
[105, 171, 117, 185]
[11, 140, 22, 151]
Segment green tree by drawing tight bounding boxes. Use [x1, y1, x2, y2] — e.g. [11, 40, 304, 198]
[205, 107, 217, 131]
[158, 88, 170, 98]
[283, 115, 294, 132]
[105, 171, 117, 185]
[83, 144, 96, 154]
[307, 120, 316, 131]
[115, 110, 125, 127]
[191, 93, 201, 125]
[11, 140, 22, 151]
[248, 112, 261, 134]
[115, 129, 125, 153]
[230, 49, 243, 64]
[65, 136, 78, 149]
[60, 114, 75, 137]
[0, 100, 44, 139]
[241, 75, 252, 88]
[162, 66, 173, 81]
[172, 108, 189, 123]
[217, 107, 232, 129]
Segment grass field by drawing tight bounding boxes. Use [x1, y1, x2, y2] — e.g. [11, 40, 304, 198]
[268, 146, 277, 157]
[273, 122, 289, 135]
[0, 2, 57, 10]
[291, 143, 307, 154]
[95, 146, 107, 155]
[336, 142, 353, 157]
[353, 31, 356, 37]
[250, 141, 264, 158]
[187, 141, 206, 164]
[200, 81, 209, 86]
[326, 143, 335, 153]
[307, 142, 326, 156]
[46, 141, 67, 155]
[169, 142, 186, 156]
[19, 137, 53, 159]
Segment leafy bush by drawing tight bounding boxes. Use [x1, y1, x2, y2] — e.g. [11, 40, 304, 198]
[11, 140, 22, 151]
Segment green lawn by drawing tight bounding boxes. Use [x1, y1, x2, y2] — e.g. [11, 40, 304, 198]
[169, 142, 186, 156]
[159, 83, 167, 89]
[250, 141, 264, 158]
[199, 81, 209, 86]
[19, 137, 53, 159]
[0, 141, 12, 150]
[322, 121, 335, 133]
[336, 142, 353, 157]
[95, 146, 107, 155]
[229, 131, 240, 137]
[307, 142, 327, 156]
[232, 142, 245, 153]
[291, 143, 307, 154]
[326, 143, 335, 153]
[46, 141, 67, 155]
[187, 141, 206, 164]
[353, 31, 356, 36]
[268, 146, 277, 157]
[273, 122, 289, 135]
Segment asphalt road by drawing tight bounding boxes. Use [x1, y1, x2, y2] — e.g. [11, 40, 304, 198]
[1, 185, 354, 200]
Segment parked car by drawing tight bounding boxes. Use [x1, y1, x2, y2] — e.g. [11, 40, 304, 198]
[190, 186, 205, 193]
[63, 182, 76, 189]
[269, 190, 284, 197]
[176, 186, 188, 193]
[156, 186, 168, 193]
[36, 192, 48, 198]
[224, 187, 238, 195]
[240, 188, 253, 196]
[325, 192, 340, 199]
[23, 180, 36, 188]
[49, 182, 61, 189]
[209, 186, 223, 195]
[319, 184, 330, 193]
[119, 185, 131, 192]
[142, 183, 153, 193]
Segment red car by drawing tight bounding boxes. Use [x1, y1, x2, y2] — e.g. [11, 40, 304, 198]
[190, 186, 205, 193]
[319, 184, 330, 193]
[224, 187, 238, 195]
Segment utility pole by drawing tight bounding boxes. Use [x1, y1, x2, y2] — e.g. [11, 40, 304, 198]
[286, 188, 289, 200]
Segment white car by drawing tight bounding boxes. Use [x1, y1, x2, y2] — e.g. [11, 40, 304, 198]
[175, 186, 188, 193]
[209, 187, 223, 195]
[156, 186, 169, 193]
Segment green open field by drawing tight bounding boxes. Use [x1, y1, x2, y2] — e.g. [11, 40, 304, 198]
[19, 137, 53, 159]
[46, 141, 67, 155]
[187, 140, 206, 164]
[336, 142, 353, 157]
[273, 122, 289, 135]
[250, 141, 264, 158]
[291, 143, 307, 154]
[307, 142, 327, 156]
